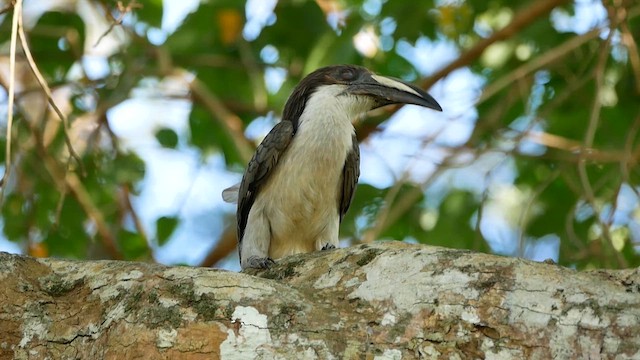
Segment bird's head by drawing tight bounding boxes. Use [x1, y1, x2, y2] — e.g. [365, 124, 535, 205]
[283, 65, 442, 128]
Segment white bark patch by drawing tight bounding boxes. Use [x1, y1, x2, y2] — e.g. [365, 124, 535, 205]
[381, 312, 396, 326]
[563, 307, 608, 329]
[156, 328, 177, 348]
[460, 307, 481, 324]
[374, 348, 402, 360]
[419, 345, 441, 358]
[481, 338, 522, 359]
[95, 282, 121, 301]
[285, 333, 335, 359]
[617, 313, 640, 327]
[181, 307, 198, 322]
[349, 250, 478, 309]
[158, 297, 179, 307]
[314, 271, 343, 289]
[161, 267, 277, 302]
[0, 256, 16, 281]
[102, 301, 126, 329]
[19, 315, 47, 347]
[42, 260, 145, 302]
[221, 306, 272, 359]
[116, 270, 143, 281]
[343, 277, 360, 288]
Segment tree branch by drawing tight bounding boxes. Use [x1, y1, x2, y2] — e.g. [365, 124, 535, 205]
[0, 0, 21, 198]
[2, 243, 639, 358]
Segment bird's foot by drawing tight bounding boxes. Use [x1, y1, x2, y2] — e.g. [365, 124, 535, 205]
[244, 256, 275, 270]
[321, 243, 336, 251]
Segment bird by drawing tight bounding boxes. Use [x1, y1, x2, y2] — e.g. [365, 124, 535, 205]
[222, 64, 442, 269]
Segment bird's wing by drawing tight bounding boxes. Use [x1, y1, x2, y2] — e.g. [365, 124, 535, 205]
[339, 134, 360, 222]
[237, 121, 295, 242]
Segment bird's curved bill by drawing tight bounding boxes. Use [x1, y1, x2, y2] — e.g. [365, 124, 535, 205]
[347, 74, 442, 111]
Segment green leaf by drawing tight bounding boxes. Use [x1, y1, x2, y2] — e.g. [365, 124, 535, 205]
[381, 1, 437, 41]
[259, 1, 328, 60]
[117, 229, 149, 260]
[155, 128, 179, 149]
[29, 11, 86, 80]
[44, 197, 89, 259]
[340, 183, 386, 238]
[156, 216, 179, 246]
[2, 193, 30, 241]
[135, 0, 164, 28]
[188, 105, 217, 153]
[165, 1, 244, 55]
[114, 153, 146, 184]
[418, 190, 485, 251]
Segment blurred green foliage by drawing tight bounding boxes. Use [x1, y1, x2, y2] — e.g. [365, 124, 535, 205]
[1, 0, 638, 269]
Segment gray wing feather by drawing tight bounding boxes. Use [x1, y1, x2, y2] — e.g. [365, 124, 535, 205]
[237, 121, 294, 244]
[339, 134, 360, 221]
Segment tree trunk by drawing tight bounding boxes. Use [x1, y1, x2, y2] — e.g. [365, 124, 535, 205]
[1, 242, 638, 359]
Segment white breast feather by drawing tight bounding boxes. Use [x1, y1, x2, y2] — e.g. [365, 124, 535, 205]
[252, 85, 369, 258]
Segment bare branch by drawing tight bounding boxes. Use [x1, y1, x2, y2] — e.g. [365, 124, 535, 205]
[357, 0, 570, 143]
[421, 0, 571, 90]
[0, 1, 14, 15]
[479, 28, 602, 104]
[16, 5, 85, 174]
[199, 226, 238, 267]
[620, 12, 640, 94]
[0, 0, 21, 200]
[576, 12, 627, 268]
[23, 121, 123, 260]
[121, 184, 150, 253]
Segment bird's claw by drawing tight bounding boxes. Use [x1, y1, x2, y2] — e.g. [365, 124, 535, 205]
[321, 244, 336, 251]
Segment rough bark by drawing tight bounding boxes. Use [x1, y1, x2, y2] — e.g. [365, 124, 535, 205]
[0, 242, 639, 359]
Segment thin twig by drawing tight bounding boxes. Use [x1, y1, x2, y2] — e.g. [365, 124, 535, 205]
[65, 171, 122, 259]
[26, 121, 122, 259]
[121, 184, 148, 242]
[474, 171, 492, 251]
[620, 18, 640, 94]
[576, 9, 627, 268]
[94, 0, 141, 47]
[53, 190, 67, 228]
[238, 40, 268, 112]
[361, 127, 446, 243]
[621, 114, 640, 199]
[0, 2, 14, 15]
[357, 0, 570, 143]
[16, 7, 85, 175]
[199, 226, 238, 267]
[564, 202, 586, 259]
[0, 0, 22, 202]
[479, 28, 602, 104]
[361, 68, 523, 241]
[363, 145, 476, 242]
[421, 0, 571, 90]
[121, 183, 155, 261]
[517, 169, 561, 257]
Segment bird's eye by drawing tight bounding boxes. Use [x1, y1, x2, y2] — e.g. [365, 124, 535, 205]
[340, 69, 356, 81]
